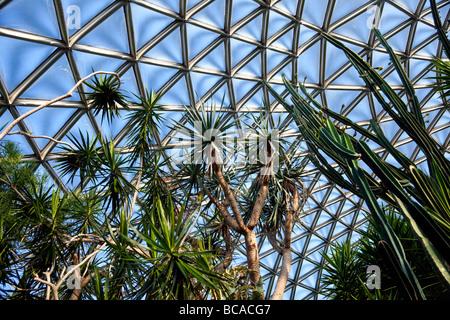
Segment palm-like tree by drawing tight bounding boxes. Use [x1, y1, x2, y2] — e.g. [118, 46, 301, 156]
[0, 74, 234, 300]
[168, 101, 308, 299]
[0, 64, 308, 300]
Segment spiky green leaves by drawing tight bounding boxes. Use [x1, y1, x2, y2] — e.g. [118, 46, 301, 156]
[429, 58, 450, 104]
[84, 73, 129, 124]
[125, 89, 164, 162]
[124, 196, 231, 299]
[56, 130, 100, 185]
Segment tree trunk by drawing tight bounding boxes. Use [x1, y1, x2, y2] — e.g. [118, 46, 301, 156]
[270, 249, 292, 300]
[244, 229, 260, 286]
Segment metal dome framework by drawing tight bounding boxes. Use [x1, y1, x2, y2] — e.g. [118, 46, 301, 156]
[0, 0, 449, 299]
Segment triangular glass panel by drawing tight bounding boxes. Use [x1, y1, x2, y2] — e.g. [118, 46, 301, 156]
[339, 208, 357, 226]
[394, 0, 421, 13]
[144, 0, 179, 12]
[230, 38, 258, 69]
[204, 81, 231, 107]
[299, 270, 320, 289]
[350, 230, 363, 244]
[409, 58, 433, 83]
[117, 67, 140, 102]
[71, 50, 125, 79]
[191, 0, 225, 29]
[301, 0, 328, 27]
[377, 2, 411, 34]
[382, 26, 411, 53]
[236, 52, 261, 78]
[77, 9, 130, 53]
[297, 41, 321, 84]
[298, 25, 319, 48]
[293, 287, 311, 300]
[138, 62, 179, 93]
[144, 27, 183, 64]
[414, 38, 439, 57]
[232, 78, 258, 104]
[240, 85, 265, 110]
[195, 42, 226, 71]
[266, 49, 287, 75]
[231, 0, 260, 27]
[315, 223, 331, 239]
[186, 0, 203, 12]
[274, 1, 298, 16]
[186, 24, 219, 61]
[21, 54, 79, 101]
[411, 21, 438, 52]
[332, 221, 349, 238]
[298, 258, 317, 278]
[235, 11, 263, 41]
[0, 0, 60, 38]
[329, 65, 365, 86]
[60, 0, 114, 36]
[131, 3, 175, 50]
[371, 49, 391, 71]
[189, 71, 223, 99]
[259, 252, 278, 271]
[330, 0, 370, 25]
[0, 37, 55, 92]
[325, 41, 351, 79]
[429, 118, 450, 147]
[270, 61, 293, 83]
[345, 95, 376, 125]
[267, 10, 291, 39]
[271, 28, 294, 51]
[159, 75, 190, 106]
[332, 10, 373, 43]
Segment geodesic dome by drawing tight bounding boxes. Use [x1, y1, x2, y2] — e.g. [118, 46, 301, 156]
[0, 0, 449, 299]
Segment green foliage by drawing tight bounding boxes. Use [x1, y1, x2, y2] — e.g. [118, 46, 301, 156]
[320, 207, 447, 300]
[125, 89, 164, 163]
[55, 130, 100, 185]
[265, 28, 450, 299]
[0, 78, 240, 300]
[84, 73, 129, 124]
[124, 196, 232, 300]
[0, 141, 37, 290]
[320, 238, 367, 300]
[428, 57, 450, 106]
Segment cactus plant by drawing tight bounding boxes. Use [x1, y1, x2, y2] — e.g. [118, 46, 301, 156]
[264, 28, 450, 299]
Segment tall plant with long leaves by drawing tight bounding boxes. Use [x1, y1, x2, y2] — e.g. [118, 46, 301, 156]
[169, 100, 307, 299]
[0, 71, 235, 300]
[265, 28, 450, 299]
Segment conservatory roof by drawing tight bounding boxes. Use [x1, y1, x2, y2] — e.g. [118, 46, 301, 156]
[0, 0, 449, 299]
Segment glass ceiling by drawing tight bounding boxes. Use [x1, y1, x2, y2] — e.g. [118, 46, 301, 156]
[0, 0, 449, 299]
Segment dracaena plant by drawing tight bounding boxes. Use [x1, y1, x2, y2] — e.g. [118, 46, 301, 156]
[0, 67, 242, 300]
[83, 72, 129, 124]
[168, 99, 308, 299]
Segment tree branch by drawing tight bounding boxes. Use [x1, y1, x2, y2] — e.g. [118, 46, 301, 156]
[0, 71, 121, 141]
[212, 161, 247, 232]
[6, 131, 76, 150]
[203, 185, 242, 233]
